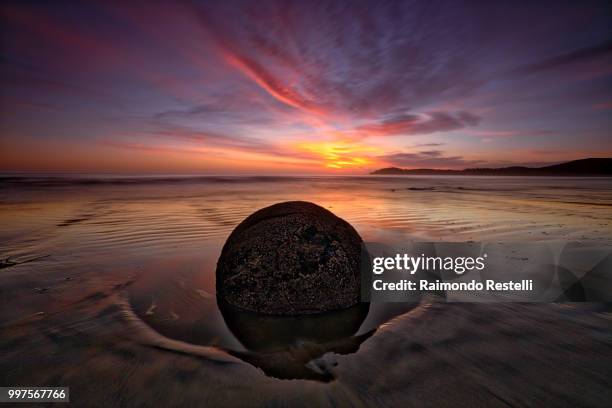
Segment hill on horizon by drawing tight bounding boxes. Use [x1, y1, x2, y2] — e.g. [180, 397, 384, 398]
[371, 158, 612, 176]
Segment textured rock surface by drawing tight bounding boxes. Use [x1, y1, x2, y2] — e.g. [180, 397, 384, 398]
[216, 201, 363, 315]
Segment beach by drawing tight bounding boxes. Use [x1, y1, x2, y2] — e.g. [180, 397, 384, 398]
[1, 175, 611, 406]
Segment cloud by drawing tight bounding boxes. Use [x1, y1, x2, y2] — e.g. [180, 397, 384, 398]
[221, 51, 325, 115]
[510, 40, 612, 76]
[154, 104, 227, 120]
[418, 150, 443, 157]
[152, 97, 278, 126]
[99, 140, 211, 156]
[357, 111, 481, 136]
[195, 6, 326, 116]
[379, 150, 483, 169]
[192, 1, 494, 120]
[413, 142, 445, 147]
[593, 102, 612, 110]
[1, 69, 125, 108]
[468, 129, 555, 139]
[148, 125, 278, 153]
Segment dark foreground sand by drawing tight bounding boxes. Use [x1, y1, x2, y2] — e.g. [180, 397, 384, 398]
[1, 278, 611, 407]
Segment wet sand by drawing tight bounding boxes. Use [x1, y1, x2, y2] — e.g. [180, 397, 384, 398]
[1, 175, 611, 406]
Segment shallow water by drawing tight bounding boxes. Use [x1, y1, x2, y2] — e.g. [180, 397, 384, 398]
[1, 176, 611, 405]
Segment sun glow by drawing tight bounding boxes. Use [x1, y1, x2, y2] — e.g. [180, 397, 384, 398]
[296, 140, 378, 169]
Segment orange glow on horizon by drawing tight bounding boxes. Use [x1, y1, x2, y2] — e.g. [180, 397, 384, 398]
[295, 140, 379, 169]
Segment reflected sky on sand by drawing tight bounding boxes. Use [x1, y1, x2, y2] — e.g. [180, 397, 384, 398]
[1, 176, 611, 405]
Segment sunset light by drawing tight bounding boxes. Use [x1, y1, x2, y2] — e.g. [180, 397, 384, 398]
[1, 1, 611, 174]
[296, 141, 377, 169]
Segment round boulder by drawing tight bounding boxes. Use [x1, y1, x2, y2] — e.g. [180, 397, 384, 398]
[216, 201, 363, 315]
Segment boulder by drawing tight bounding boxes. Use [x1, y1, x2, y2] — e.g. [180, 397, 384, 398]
[216, 201, 363, 315]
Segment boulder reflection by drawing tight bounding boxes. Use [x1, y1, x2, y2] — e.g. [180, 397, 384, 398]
[218, 300, 372, 381]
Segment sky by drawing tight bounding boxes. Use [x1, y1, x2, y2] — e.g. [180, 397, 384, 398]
[1, 0, 611, 174]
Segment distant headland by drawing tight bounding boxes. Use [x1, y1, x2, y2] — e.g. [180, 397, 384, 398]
[371, 158, 612, 176]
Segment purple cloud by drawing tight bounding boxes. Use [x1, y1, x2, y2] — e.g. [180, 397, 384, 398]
[379, 150, 483, 168]
[357, 111, 481, 136]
